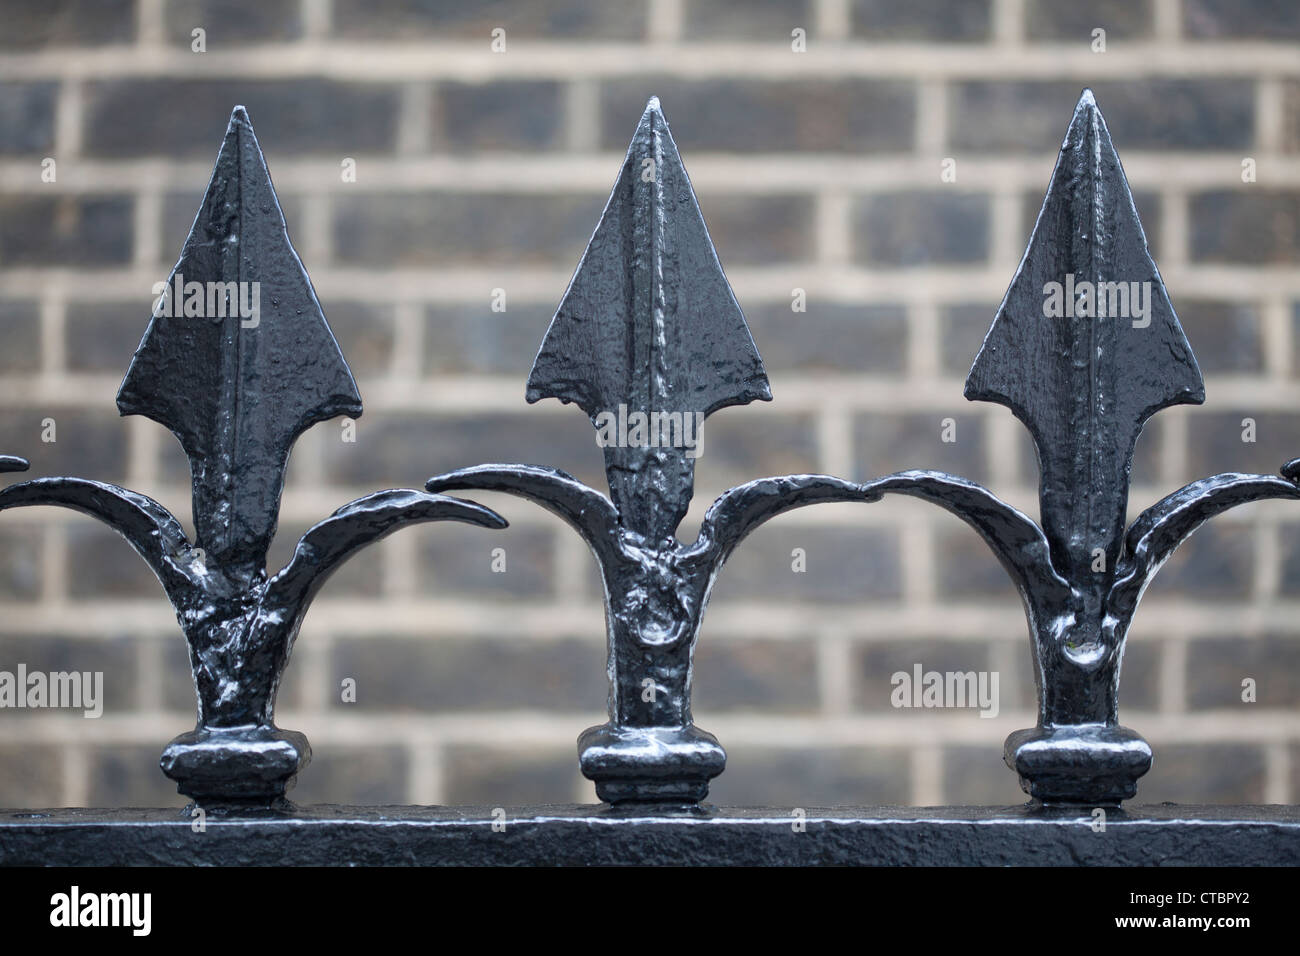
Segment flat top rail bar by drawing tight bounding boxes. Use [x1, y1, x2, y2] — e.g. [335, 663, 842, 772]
[2, 805, 1297, 867]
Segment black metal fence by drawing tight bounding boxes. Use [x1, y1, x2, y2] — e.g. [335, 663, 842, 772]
[2, 90, 1299, 865]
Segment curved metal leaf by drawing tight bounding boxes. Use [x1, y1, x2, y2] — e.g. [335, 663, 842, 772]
[0, 477, 198, 605]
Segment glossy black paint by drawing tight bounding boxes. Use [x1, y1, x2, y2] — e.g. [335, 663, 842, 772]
[0, 108, 506, 808]
[427, 99, 877, 803]
[862, 91, 1300, 806]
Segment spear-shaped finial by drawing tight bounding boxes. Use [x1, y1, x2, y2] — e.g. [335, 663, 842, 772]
[527, 97, 771, 543]
[966, 88, 1204, 586]
[118, 106, 363, 581]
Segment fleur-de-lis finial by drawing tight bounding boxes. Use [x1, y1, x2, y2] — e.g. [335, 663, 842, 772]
[428, 99, 876, 803]
[865, 90, 1300, 806]
[0, 107, 506, 807]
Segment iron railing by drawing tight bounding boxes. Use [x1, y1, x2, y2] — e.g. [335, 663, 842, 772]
[1, 90, 1299, 865]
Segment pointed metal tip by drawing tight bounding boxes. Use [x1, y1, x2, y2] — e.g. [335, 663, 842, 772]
[1076, 88, 1097, 110]
[644, 95, 663, 114]
[229, 105, 251, 124]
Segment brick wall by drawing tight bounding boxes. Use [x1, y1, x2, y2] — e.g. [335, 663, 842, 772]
[1, 0, 1299, 809]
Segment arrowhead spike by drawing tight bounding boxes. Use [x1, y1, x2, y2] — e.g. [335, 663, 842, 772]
[526, 98, 771, 541]
[117, 107, 362, 579]
[965, 90, 1204, 585]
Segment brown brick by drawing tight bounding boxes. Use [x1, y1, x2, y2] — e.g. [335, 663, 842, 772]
[0, 195, 132, 267]
[600, 79, 916, 153]
[83, 80, 403, 158]
[852, 0, 992, 41]
[1191, 191, 1300, 264]
[331, 636, 605, 712]
[854, 192, 989, 266]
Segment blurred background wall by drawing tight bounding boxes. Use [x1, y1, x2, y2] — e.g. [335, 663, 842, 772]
[1, 0, 1298, 808]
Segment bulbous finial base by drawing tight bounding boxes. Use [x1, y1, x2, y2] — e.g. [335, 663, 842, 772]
[161, 725, 310, 809]
[1005, 723, 1152, 808]
[579, 723, 726, 804]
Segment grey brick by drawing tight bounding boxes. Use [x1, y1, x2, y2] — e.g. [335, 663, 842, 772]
[1138, 742, 1267, 803]
[1191, 191, 1300, 264]
[322, 301, 396, 380]
[321, 412, 606, 489]
[265, 519, 384, 597]
[0, 634, 137, 714]
[332, 1, 646, 41]
[1026, 0, 1153, 41]
[1184, 0, 1300, 39]
[683, 0, 814, 40]
[0, 195, 132, 267]
[1118, 636, 1162, 713]
[83, 80, 403, 157]
[951, 81, 1253, 153]
[852, 0, 992, 41]
[743, 302, 908, 374]
[0, 745, 62, 807]
[65, 302, 148, 372]
[941, 745, 1030, 805]
[164, 0, 303, 44]
[0, 301, 41, 372]
[0, 521, 41, 600]
[418, 524, 554, 599]
[444, 746, 584, 805]
[693, 639, 818, 713]
[1177, 300, 1263, 374]
[437, 81, 563, 152]
[710, 526, 901, 605]
[290, 746, 408, 805]
[600, 79, 916, 153]
[425, 302, 554, 376]
[934, 524, 1024, 601]
[0, 1, 135, 49]
[851, 640, 991, 712]
[854, 192, 989, 266]
[66, 523, 165, 599]
[1135, 520, 1254, 600]
[331, 637, 605, 712]
[87, 745, 186, 807]
[333, 192, 600, 268]
[1186, 410, 1300, 478]
[0, 82, 58, 154]
[940, 303, 993, 376]
[699, 195, 815, 266]
[0, 409, 129, 484]
[690, 412, 820, 497]
[1188, 636, 1300, 710]
[705, 746, 911, 805]
[854, 411, 988, 484]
